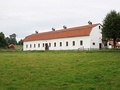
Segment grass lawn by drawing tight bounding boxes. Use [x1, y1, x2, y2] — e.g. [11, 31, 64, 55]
[14, 45, 23, 50]
[0, 50, 120, 90]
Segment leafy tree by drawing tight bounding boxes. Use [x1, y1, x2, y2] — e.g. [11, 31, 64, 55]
[0, 32, 7, 48]
[5, 37, 11, 44]
[6, 33, 17, 45]
[102, 10, 120, 48]
[18, 39, 23, 45]
[9, 33, 17, 45]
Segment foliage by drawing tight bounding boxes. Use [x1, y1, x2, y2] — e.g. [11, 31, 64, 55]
[0, 51, 120, 90]
[102, 10, 120, 48]
[6, 33, 17, 45]
[17, 39, 23, 45]
[0, 32, 7, 48]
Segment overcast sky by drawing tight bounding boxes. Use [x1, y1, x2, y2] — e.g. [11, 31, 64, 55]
[0, 0, 120, 41]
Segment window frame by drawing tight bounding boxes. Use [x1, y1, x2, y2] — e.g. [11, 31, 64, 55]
[66, 41, 68, 46]
[38, 44, 40, 47]
[93, 42, 95, 45]
[80, 40, 83, 45]
[30, 44, 32, 48]
[54, 42, 56, 47]
[60, 42, 62, 47]
[73, 41, 75, 46]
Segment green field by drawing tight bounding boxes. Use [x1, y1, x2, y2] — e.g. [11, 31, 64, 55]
[0, 50, 120, 90]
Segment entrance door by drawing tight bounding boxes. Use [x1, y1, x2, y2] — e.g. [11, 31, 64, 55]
[99, 43, 102, 50]
[45, 43, 49, 50]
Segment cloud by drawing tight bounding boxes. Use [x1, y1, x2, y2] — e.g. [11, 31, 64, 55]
[0, 0, 120, 41]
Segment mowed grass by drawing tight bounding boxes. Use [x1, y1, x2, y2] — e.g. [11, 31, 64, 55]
[0, 51, 120, 90]
[14, 45, 23, 51]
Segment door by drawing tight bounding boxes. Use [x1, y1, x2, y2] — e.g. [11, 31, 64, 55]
[45, 43, 49, 50]
[99, 43, 102, 50]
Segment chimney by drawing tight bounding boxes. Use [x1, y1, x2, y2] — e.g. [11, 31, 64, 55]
[52, 28, 55, 31]
[35, 31, 38, 34]
[88, 21, 92, 25]
[63, 25, 67, 29]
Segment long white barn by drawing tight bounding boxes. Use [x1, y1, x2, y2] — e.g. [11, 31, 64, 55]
[23, 23, 102, 51]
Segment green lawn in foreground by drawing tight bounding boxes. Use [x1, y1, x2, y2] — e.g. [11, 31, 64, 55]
[0, 51, 120, 90]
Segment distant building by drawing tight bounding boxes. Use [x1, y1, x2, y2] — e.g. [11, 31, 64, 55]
[8, 44, 15, 49]
[23, 23, 103, 51]
[108, 40, 120, 48]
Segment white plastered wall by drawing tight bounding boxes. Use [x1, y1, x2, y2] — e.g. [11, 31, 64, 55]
[89, 25, 102, 49]
[23, 36, 90, 51]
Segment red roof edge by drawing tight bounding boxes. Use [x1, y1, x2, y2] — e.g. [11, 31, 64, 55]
[23, 23, 100, 42]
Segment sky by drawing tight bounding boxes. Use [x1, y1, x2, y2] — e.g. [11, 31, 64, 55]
[0, 0, 120, 41]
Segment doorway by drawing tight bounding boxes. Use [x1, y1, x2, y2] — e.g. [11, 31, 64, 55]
[45, 43, 49, 50]
[99, 43, 102, 50]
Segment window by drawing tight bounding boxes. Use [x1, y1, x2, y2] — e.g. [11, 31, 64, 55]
[43, 43, 44, 47]
[80, 40, 83, 45]
[60, 42, 62, 47]
[49, 43, 51, 47]
[26, 45, 28, 48]
[93, 42, 95, 45]
[99, 26, 101, 29]
[54, 42, 56, 47]
[34, 44, 36, 48]
[109, 43, 111, 45]
[66, 42, 68, 46]
[38, 44, 40, 47]
[73, 41, 75, 46]
[30, 44, 32, 48]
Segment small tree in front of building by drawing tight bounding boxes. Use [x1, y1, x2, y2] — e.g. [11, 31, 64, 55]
[102, 10, 120, 48]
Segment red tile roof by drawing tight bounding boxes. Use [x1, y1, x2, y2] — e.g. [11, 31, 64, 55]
[24, 24, 99, 42]
[109, 40, 120, 46]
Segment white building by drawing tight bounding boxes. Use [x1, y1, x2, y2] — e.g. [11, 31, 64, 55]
[23, 23, 102, 51]
[107, 40, 120, 48]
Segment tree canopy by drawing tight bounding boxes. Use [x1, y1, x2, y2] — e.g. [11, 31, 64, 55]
[0, 32, 23, 49]
[6, 33, 17, 45]
[102, 10, 120, 48]
[0, 32, 7, 48]
[18, 39, 23, 45]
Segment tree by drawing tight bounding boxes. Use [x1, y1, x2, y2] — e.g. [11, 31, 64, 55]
[102, 10, 120, 48]
[18, 39, 23, 45]
[5, 37, 11, 44]
[9, 33, 17, 45]
[0, 32, 7, 48]
[6, 33, 17, 45]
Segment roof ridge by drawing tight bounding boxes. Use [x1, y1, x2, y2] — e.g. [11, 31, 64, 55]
[33, 23, 99, 35]
[24, 23, 100, 42]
